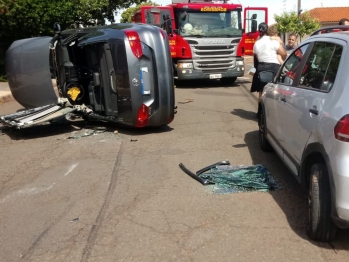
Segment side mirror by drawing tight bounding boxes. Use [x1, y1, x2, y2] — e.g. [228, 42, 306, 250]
[258, 71, 275, 83]
[53, 22, 61, 34]
[251, 20, 257, 33]
[180, 11, 187, 21]
[164, 19, 173, 35]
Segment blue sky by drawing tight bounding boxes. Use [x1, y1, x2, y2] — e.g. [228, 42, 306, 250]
[115, 0, 349, 24]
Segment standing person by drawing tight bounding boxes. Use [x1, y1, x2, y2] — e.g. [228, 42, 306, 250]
[251, 22, 286, 115]
[339, 18, 349, 25]
[285, 33, 298, 55]
[267, 25, 284, 65]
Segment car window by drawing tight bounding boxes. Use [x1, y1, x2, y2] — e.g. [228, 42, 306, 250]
[299, 42, 342, 91]
[275, 44, 309, 85]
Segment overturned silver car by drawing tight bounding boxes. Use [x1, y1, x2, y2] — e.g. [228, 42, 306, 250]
[1, 23, 175, 128]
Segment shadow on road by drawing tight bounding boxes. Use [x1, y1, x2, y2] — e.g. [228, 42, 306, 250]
[0, 121, 82, 140]
[244, 130, 349, 250]
[231, 108, 258, 122]
[175, 78, 250, 88]
[0, 119, 174, 140]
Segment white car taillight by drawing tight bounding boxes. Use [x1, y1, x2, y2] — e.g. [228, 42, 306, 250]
[334, 115, 349, 142]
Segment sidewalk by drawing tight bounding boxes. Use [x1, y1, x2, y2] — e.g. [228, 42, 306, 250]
[0, 81, 12, 104]
[0, 80, 59, 105]
[0, 56, 255, 104]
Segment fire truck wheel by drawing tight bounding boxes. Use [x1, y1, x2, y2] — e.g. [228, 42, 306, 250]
[220, 77, 237, 85]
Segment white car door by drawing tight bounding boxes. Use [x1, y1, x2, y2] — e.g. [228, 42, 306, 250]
[281, 41, 343, 174]
[263, 44, 309, 161]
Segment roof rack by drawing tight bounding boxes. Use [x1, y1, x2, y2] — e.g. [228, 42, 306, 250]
[311, 25, 349, 36]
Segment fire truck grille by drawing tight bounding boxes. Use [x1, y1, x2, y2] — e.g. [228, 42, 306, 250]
[196, 59, 235, 70]
[191, 45, 236, 70]
[195, 51, 232, 56]
[195, 45, 233, 50]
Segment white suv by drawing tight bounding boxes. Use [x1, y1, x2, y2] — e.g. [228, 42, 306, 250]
[258, 26, 349, 241]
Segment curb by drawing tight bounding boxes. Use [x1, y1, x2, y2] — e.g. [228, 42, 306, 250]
[0, 93, 13, 104]
[0, 80, 58, 105]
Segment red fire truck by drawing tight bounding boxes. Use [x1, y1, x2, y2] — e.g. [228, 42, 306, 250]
[132, 0, 267, 84]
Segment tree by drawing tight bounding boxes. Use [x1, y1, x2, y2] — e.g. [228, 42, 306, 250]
[274, 11, 321, 39]
[120, 1, 159, 23]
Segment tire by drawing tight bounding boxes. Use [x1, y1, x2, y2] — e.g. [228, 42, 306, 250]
[220, 77, 237, 85]
[307, 163, 337, 241]
[258, 108, 273, 152]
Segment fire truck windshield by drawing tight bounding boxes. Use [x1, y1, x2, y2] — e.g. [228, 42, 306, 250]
[175, 8, 242, 37]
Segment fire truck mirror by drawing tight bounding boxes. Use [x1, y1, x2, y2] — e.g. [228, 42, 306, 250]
[180, 12, 187, 21]
[164, 19, 173, 35]
[251, 19, 257, 33]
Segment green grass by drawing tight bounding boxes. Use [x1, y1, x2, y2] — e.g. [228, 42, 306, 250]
[0, 75, 7, 82]
[0, 63, 7, 82]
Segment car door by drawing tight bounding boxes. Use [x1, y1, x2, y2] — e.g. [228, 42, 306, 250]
[6, 37, 58, 108]
[264, 44, 309, 161]
[281, 40, 344, 175]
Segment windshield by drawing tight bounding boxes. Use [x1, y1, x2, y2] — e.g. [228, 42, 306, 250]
[174, 8, 242, 37]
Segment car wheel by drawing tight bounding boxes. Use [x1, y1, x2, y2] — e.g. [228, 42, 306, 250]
[307, 163, 337, 242]
[220, 77, 237, 85]
[258, 108, 272, 151]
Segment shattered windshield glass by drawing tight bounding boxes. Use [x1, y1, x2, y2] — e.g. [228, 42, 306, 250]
[175, 8, 242, 37]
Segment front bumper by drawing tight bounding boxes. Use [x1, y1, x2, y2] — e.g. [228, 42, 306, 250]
[177, 67, 244, 80]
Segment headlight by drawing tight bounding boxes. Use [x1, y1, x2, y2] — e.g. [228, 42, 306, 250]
[178, 63, 193, 69]
[236, 61, 244, 66]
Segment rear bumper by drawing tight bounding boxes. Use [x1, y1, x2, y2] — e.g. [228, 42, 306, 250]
[331, 151, 349, 228]
[333, 173, 349, 228]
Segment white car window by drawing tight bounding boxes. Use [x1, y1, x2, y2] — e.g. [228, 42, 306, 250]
[299, 42, 342, 91]
[276, 44, 309, 85]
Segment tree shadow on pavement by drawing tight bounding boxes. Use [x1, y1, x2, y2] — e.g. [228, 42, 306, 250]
[244, 130, 349, 250]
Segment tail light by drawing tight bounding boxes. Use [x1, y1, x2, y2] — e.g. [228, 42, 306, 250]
[159, 29, 166, 40]
[124, 30, 143, 58]
[334, 115, 349, 142]
[168, 115, 174, 124]
[135, 104, 149, 128]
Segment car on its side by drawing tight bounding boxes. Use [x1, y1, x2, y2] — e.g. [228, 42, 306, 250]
[258, 25, 349, 241]
[2, 22, 175, 129]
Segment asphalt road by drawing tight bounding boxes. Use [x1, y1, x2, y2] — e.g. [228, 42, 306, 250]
[0, 73, 349, 262]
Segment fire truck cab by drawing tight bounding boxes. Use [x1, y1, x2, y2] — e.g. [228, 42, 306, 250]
[132, 0, 268, 84]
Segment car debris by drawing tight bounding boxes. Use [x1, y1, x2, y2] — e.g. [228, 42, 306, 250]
[67, 127, 107, 139]
[179, 161, 280, 194]
[178, 99, 194, 104]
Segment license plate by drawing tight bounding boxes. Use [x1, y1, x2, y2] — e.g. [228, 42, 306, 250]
[209, 74, 222, 79]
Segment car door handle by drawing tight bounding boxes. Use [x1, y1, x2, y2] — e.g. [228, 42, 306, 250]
[309, 108, 318, 115]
